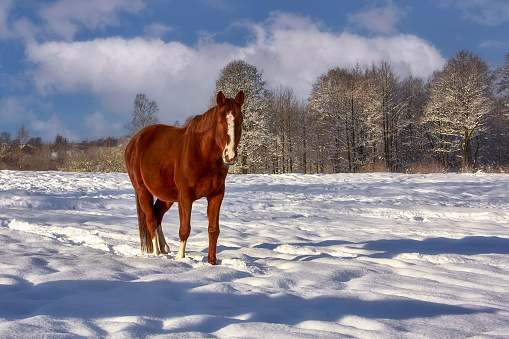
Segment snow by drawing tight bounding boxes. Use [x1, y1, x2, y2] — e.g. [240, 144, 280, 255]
[1, 170, 509, 338]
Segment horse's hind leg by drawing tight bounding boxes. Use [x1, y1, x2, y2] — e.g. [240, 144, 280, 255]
[137, 190, 161, 255]
[154, 199, 173, 254]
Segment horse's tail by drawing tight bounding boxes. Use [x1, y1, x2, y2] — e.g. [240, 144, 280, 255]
[136, 193, 153, 253]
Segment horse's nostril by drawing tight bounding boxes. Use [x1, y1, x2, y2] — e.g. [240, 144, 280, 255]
[223, 151, 236, 163]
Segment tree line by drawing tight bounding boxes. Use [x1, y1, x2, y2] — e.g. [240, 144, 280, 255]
[215, 51, 509, 174]
[0, 93, 159, 172]
[1, 49, 508, 174]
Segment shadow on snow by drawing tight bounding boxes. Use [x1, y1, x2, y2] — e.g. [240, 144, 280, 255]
[0, 276, 494, 335]
[253, 236, 509, 259]
[362, 236, 509, 258]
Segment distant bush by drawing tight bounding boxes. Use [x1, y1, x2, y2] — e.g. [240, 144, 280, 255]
[405, 158, 447, 174]
[357, 159, 391, 173]
[477, 164, 508, 174]
[60, 153, 97, 172]
[60, 143, 127, 173]
[0, 135, 128, 173]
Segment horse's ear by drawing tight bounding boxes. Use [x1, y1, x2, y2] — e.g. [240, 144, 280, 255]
[235, 91, 244, 106]
[217, 91, 226, 107]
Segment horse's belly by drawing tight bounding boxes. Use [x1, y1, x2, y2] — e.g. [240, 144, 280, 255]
[154, 187, 179, 202]
[142, 168, 179, 202]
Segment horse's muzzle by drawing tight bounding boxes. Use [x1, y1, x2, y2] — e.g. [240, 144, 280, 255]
[223, 149, 237, 165]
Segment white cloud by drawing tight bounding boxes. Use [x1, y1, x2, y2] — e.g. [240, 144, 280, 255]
[26, 37, 241, 124]
[240, 13, 444, 98]
[29, 114, 78, 142]
[480, 40, 509, 49]
[0, 0, 38, 41]
[143, 23, 173, 39]
[439, 0, 509, 26]
[25, 12, 445, 126]
[0, 0, 144, 42]
[0, 96, 79, 141]
[199, 0, 232, 11]
[39, 0, 145, 40]
[348, 0, 406, 34]
[83, 111, 125, 139]
[0, 0, 12, 39]
[0, 96, 30, 123]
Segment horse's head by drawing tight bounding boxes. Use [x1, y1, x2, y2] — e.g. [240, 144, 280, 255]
[215, 91, 244, 165]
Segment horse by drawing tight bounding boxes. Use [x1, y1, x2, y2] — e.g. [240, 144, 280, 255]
[124, 91, 244, 265]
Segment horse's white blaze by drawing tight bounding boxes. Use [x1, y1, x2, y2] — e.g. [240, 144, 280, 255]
[224, 111, 235, 162]
[177, 240, 187, 259]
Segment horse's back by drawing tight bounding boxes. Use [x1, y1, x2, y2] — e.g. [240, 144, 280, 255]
[126, 124, 174, 163]
[125, 124, 183, 198]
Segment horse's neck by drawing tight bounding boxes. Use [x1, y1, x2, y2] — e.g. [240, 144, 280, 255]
[183, 125, 218, 163]
[191, 108, 217, 134]
[201, 128, 220, 157]
[183, 109, 222, 165]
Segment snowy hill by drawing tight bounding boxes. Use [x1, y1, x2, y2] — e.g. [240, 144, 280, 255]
[1, 170, 508, 338]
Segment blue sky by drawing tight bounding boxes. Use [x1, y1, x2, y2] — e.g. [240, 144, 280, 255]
[1, 0, 509, 142]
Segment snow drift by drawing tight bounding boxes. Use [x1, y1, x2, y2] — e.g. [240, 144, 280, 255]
[0, 170, 508, 337]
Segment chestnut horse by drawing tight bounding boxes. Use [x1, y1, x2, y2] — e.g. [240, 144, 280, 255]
[125, 91, 244, 265]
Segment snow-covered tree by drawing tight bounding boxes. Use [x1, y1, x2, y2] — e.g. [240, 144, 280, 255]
[0, 132, 11, 166]
[309, 67, 353, 172]
[367, 61, 406, 171]
[425, 50, 495, 170]
[213, 60, 272, 173]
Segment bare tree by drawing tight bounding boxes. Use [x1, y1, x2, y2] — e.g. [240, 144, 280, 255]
[367, 61, 407, 171]
[15, 125, 30, 145]
[51, 134, 69, 168]
[397, 75, 430, 168]
[270, 85, 308, 173]
[125, 94, 159, 137]
[13, 125, 30, 170]
[497, 52, 509, 113]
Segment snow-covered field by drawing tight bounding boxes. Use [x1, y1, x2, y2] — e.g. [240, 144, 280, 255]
[1, 170, 509, 338]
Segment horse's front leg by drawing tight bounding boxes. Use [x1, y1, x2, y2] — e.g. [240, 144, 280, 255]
[177, 194, 193, 260]
[207, 192, 224, 265]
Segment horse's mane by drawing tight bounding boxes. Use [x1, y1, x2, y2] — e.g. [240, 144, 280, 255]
[184, 99, 236, 134]
[184, 107, 217, 133]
